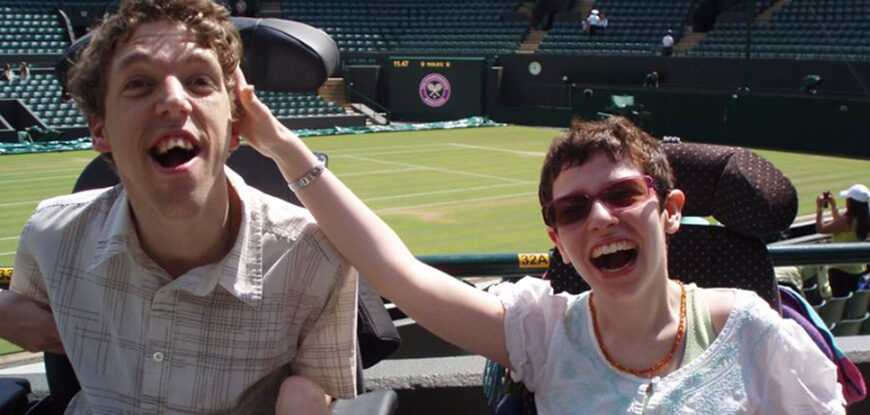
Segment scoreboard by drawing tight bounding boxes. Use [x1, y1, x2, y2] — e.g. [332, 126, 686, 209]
[388, 56, 485, 121]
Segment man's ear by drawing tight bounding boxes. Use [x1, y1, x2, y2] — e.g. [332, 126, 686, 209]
[663, 189, 685, 234]
[546, 226, 571, 264]
[89, 115, 111, 153]
[229, 121, 241, 152]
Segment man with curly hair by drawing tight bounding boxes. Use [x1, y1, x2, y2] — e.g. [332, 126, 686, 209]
[0, 0, 357, 413]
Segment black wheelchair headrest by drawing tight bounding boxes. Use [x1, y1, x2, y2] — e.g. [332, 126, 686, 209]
[55, 17, 339, 93]
[663, 142, 798, 238]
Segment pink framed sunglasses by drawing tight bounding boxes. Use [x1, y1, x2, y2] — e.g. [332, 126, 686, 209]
[542, 175, 656, 228]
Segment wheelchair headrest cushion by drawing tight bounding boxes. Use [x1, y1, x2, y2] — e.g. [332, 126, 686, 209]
[663, 142, 797, 237]
[56, 17, 339, 93]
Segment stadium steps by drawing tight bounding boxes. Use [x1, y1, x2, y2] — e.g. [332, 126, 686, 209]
[516, 28, 546, 54]
[350, 103, 389, 126]
[317, 77, 348, 107]
[674, 32, 707, 56]
[258, 1, 283, 18]
[755, 0, 793, 22]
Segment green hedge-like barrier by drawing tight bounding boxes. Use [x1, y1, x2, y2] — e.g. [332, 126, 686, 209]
[571, 86, 870, 158]
[0, 117, 504, 155]
[293, 116, 503, 137]
[0, 136, 93, 155]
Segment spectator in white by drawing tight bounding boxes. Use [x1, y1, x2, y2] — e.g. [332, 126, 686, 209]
[662, 29, 674, 56]
[18, 62, 29, 83]
[587, 9, 601, 36]
[598, 12, 608, 32]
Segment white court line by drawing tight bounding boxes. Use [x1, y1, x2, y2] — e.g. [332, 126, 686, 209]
[0, 236, 19, 242]
[0, 167, 83, 179]
[339, 167, 423, 177]
[365, 182, 531, 202]
[336, 146, 465, 158]
[0, 251, 15, 256]
[2, 174, 76, 185]
[327, 143, 448, 156]
[0, 200, 41, 208]
[448, 143, 546, 157]
[375, 192, 536, 214]
[345, 154, 531, 185]
[0, 362, 44, 375]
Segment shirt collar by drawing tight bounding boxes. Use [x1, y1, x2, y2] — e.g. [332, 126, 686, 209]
[86, 166, 264, 308]
[216, 167, 263, 307]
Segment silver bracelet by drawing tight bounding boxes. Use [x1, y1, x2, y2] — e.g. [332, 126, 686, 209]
[288, 153, 327, 192]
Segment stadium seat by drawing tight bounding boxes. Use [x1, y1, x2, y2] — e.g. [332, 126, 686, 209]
[804, 283, 823, 306]
[844, 289, 870, 320]
[280, 0, 525, 56]
[693, 1, 870, 62]
[833, 312, 868, 337]
[815, 293, 852, 327]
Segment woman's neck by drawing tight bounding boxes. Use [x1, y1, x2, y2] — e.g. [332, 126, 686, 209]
[590, 278, 687, 376]
[593, 278, 681, 339]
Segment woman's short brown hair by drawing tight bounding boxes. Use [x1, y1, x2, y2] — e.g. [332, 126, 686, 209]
[67, 0, 242, 120]
[538, 116, 674, 215]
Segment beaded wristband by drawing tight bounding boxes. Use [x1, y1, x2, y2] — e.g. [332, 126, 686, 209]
[288, 153, 327, 192]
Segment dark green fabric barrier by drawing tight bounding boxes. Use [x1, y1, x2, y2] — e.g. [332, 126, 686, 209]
[294, 116, 503, 137]
[571, 86, 870, 158]
[0, 136, 92, 155]
[0, 117, 504, 155]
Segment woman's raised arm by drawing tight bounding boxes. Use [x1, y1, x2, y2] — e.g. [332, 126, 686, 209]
[233, 69, 511, 368]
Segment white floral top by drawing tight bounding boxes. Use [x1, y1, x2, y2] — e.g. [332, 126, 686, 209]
[492, 277, 845, 415]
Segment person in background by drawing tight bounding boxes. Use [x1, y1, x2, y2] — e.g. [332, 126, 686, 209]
[816, 184, 870, 297]
[662, 29, 674, 56]
[586, 9, 601, 36]
[643, 70, 660, 88]
[598, 12, 608, 33]
[18, 61, 29, 82]
[3, 64, 14, 82]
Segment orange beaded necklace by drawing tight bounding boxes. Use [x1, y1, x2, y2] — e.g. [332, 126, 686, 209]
[589, 280, 686, 377]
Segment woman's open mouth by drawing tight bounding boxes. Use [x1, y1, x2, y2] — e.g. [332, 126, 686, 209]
[590, 240, 638, 273]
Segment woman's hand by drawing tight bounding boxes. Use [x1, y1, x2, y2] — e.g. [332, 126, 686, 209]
[232, 67, 296, 160]
[816, 192, 827, 210]
[232, 67, 319, 179]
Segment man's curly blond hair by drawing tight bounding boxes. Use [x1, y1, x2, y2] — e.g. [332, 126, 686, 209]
[68, 0, 242, 120]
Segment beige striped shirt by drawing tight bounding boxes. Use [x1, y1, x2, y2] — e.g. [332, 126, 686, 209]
[11, 168, 358, 414]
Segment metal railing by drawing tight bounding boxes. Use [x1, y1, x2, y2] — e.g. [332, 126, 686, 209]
[419, 242, 870, 277]
[346, 83, 391, 118]
[3, 243, 869, 286]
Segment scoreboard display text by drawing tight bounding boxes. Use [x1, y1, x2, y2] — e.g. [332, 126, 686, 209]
[388, 57, 485, 121]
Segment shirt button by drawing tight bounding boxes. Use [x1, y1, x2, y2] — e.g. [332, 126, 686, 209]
[152, 351, 165, 362]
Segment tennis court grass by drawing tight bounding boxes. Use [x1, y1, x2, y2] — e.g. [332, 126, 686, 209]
[2, 125, 870, 268]
[0, 338, 21, 355]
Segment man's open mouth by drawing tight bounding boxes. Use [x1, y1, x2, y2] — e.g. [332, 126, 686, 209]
[150, 137, 200, 168]
[590, 241, 638, 272]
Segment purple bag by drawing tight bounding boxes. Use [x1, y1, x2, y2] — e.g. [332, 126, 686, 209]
[780, 286, 867, 405]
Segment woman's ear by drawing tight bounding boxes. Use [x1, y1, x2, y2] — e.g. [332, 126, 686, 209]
[663, 189, 685, 234]
[547, 226, 571, 264]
